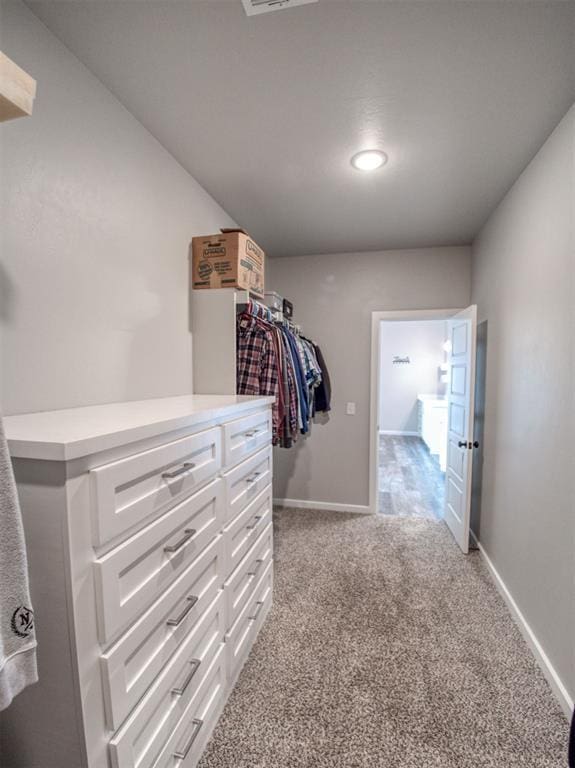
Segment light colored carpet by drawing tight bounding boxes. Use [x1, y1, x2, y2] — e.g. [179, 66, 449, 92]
[199, 509, 568, 768]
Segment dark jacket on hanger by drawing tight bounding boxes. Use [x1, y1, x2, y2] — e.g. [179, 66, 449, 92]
[313, 344, 332, 413]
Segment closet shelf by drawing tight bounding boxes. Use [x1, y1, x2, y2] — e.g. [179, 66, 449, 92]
[0, 51, 36, 122]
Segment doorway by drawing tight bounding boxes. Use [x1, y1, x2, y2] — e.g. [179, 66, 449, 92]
[378, 318, 449, 520]
[369, 307, 478, 553]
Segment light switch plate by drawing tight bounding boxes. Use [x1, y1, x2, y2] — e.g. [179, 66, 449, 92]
[346, 402, 356, 415]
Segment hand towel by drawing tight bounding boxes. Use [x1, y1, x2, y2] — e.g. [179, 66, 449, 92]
[0, 415, 37, 711]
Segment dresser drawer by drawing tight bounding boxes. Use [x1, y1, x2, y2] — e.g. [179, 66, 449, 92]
[153, 644, 227, 768]
[100, 535, 225, 730]
[223, 409, 272, 469]
[226, 559, 273, 686]
[223, 484, 272, 578]
[94, 479, 224, 644]
[91, 427, 221, 547]
[108, 591, 225, 768]
[223, 446, 272, 525]
[224, 521, 273, 630]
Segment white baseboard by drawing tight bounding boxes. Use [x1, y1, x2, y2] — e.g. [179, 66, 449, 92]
[471, 531, 573, 718]
[273, 498, 372, 515]
[379, 429, 420, 437]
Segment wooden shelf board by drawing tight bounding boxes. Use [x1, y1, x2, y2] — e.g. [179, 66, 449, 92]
[0, 51, 36, 122]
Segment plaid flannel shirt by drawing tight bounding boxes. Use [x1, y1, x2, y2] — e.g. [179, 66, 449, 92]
[236, 313, 282, 442]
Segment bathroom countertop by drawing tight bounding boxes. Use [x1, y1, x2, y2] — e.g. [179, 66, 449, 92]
[417, 394, 447, 403]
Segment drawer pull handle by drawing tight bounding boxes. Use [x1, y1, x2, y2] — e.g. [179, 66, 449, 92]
[172, 658, 201, 696]
[246, 515, 262, 531]
[162, 462, 195, 480]
[244, 430, 258, 438]
[164, 528, 196, 554]
[173, 718, 203, 760]
[166, 595, 198, 627]
[248, 558, 264, 577]
[249, 600, 265, 622]
[246, 471, 262, 484]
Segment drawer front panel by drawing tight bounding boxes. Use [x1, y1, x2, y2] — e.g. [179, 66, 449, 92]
[95, 479, 224, 644]
[109, 592, 226, 768]
[223, 484, 272, 578]
[224, 521, 273, 630]
[91, 427, 221, 547]
[223, 409, 272, 469]
[226, 560, 273, 686]
[154, 644, 227, 768]
[223, 446, 272, 525]
[101, 535, 225, 730]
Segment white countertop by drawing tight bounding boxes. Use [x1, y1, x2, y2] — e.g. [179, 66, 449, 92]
[3, 394, 275, 461]
[417, 394, 447, 404]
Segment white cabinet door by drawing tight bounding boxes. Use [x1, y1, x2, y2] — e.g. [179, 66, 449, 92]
[108, 592, 226, 768]
[223, 409, 272, 469]
[91, 426, 221, 546]
[224, 520, 273, 628]
[225, 560, 273, 687]
[223, 484, 272, 577]
[94, 479, 223, 643]
[444, 305, 477, 553]
[100, 536, 225, 729]
[152, 645, 227, 768]
[223, 446, 272, 524]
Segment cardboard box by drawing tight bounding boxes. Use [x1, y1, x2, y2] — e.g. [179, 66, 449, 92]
[0, 52, 37, 122]
[191, 228, 264, 297]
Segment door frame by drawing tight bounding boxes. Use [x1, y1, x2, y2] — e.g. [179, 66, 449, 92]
[368, 308, 463, 515]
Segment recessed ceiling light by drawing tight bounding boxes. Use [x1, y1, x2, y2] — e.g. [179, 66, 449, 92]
[351, 149, 388, 172]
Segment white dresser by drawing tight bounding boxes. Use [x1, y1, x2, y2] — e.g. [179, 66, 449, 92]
[0, 395, 274, 768]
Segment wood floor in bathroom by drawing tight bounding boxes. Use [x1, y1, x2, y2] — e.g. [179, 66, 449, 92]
[378, 434, 445, 520]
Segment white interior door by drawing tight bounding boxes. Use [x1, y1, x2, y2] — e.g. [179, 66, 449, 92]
[444, 305, 477, 553]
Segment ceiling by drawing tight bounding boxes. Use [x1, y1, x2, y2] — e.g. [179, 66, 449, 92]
[25, 0, 575, 258]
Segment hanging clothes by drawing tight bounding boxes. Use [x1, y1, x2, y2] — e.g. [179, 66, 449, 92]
[236, 298, 329, 446]
[236, 310, 284, 444]
[312, 343, 332, 413]
[279, 333, 298, 447]
[297, 337, 323, 419]
[0, 415, 38, 711]
[284, 329, 309, 433]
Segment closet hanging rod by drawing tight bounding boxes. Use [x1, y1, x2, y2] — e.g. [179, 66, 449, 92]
[236, 294, 304, 336]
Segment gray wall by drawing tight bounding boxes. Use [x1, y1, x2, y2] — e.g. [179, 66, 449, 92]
[268, 246, 471, 507]
[471, 104, 574, 703]
[0, 0, 234, 415]
[379, 320, 447, 433]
